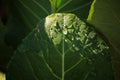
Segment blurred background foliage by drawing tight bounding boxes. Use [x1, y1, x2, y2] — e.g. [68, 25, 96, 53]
[88, 0, 120, 80]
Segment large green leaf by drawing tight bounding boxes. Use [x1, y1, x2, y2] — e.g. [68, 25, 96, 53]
[7, 13, 114, 80]
[87, 0, 120, 79]
[5, 0, 92, 48]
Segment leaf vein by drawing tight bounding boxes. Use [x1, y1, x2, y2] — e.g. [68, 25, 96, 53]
[57, 0, 72, 12]
[14, 3, 32, 29]
[64, 2, 91, 12]
[43, 39, 62, 56]
[32, 0, 49, 15]
[18, 0, 40, 20]
[24, 54, 40, 80]
[39, 52, 61, 80]
[65, 58, 83, 74]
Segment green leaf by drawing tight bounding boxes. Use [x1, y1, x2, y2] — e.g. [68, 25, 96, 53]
[7, 13, 114, 80]
[5, 0, 92, 48]
[51, 0, 93, 19]
[87, 0, 120, 79]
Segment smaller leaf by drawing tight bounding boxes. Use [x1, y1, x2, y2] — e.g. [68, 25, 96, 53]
[50, 0, 62, 12]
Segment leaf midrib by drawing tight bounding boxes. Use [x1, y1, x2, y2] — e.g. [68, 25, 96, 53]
[62, 16, 65, 80]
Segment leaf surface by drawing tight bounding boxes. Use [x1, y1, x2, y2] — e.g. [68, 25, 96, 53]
[87, 0, 120, 79]
[7, 13, 114, 80]
[5, 0, 92, 47]
[50, 0, 93, 19]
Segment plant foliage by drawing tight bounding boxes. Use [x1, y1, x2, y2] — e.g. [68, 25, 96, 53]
[7, 13, 114, 80]
[0, 0, 116, 80]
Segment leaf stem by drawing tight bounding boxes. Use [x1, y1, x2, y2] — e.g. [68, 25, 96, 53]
[62, 16, 65, 80]
[62, 55, 65, 80]
[62, 34, 65, 80]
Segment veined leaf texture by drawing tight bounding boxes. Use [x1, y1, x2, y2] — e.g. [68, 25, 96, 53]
[7, 13, 114, 80]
